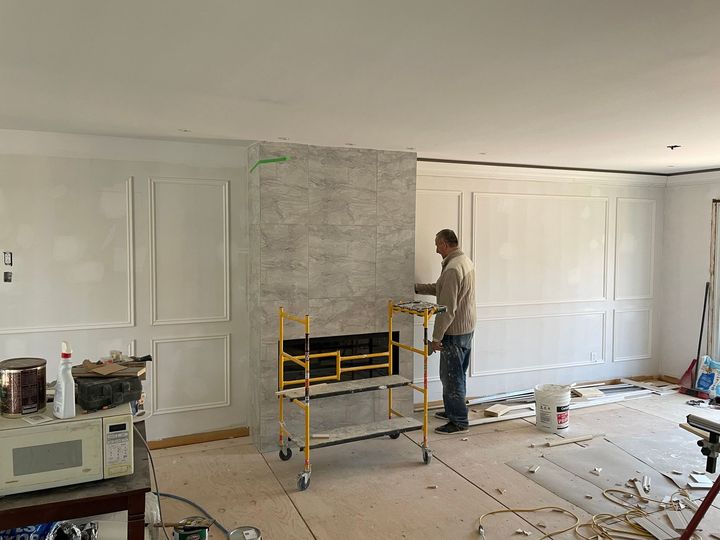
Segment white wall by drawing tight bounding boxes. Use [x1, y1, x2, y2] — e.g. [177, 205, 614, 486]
[0, 130, 249, 440]
[1, 128, 707, 433]
[414, 162, 666, 402]
[660, 172, 720, 378]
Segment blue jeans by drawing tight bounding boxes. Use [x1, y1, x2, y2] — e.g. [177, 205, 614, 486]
[439, 332, 473, 428]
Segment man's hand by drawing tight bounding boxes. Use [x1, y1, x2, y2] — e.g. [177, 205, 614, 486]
[429, 340, 443, 353]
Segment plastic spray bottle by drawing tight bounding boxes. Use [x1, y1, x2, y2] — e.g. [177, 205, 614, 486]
[53, 341, 76, 419]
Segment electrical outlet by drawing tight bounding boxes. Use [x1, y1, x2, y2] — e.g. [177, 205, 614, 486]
[2, 252, 11, 266]
[3, 272, 12, 283]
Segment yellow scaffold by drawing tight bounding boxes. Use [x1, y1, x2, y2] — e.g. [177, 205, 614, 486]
[277, 299, 446, 491]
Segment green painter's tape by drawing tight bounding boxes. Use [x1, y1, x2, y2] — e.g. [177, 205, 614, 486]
[249, 156, 289, 173]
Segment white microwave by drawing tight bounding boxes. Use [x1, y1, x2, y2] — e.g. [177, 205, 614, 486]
[0, 404, 134, 497]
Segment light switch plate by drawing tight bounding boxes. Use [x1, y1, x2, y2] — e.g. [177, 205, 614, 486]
[3, 252, 11, 266]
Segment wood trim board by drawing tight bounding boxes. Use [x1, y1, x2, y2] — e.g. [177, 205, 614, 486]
[148, 427, 249, 449]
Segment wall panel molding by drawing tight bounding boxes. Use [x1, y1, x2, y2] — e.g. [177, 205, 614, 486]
[149, 177, 230, 325]
[0, 176, 135, 335]
[151, 334, 231, 415]
[472, 193, 608, 307]
[614, 198, 656, 301]
[471, 311, 606, 376]
[613, 308, 652, 362]
[415, 189, 463, 283]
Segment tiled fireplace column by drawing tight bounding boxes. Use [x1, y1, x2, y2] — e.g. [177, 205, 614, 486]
[248, 142, 417, 451]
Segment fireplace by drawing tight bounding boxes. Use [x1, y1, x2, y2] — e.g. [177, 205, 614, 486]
[249, 142, 417, 450]
[280, 332, 400, 384]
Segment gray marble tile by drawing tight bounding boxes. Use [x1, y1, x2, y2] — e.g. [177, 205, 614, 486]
[378, 191, 415, 228]
[259, 224, 308, 299]
[248, 224, 261, 312]
[309, 146, 377, 225]
[308, 145, 377, 185]
[257, 416, 280, 452]
[259, 341, 279, 377]
[260, 141, 308, 159]
[260, 298, 310, 344]
[257, 144, 308, 224]
[309, 180, 377, 225]
[309, 225, 376, 298]
[376, 301, 415, 348]
[258, 142, 309, 181]
[248, 144, 260, 225]
[377, 150, 416, 228]
[260, 176, 308, 224]
[376, 227, 415, 300]
[377, 150, 416, 191]
[249, 145, 420, 451]
[308, 297, 376, 337]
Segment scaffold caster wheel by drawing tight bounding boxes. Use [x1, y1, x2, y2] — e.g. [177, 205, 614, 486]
[422, 447, 432, 465]
[297, 471, 311, 491]
[279, 447, 292, 461]
[389, 431, 400, 439]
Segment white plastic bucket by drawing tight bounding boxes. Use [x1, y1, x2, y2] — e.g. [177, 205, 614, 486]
[534, 384, 571, 433]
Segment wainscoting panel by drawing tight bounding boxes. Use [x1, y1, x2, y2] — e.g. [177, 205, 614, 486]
[615, 198, 655, 300]
[472, 311, 606, 376]
[152, 334, 230, 414]
[415, 190, 462, 285]
[613, 308, 652, 362]
[150, 177, 229, 325]
[0, 164, 133, 334]
[473, 193, 608, 306]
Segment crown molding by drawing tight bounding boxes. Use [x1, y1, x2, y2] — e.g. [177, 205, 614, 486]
[417, 161, 667, 188]
[666, 170, 720, 187]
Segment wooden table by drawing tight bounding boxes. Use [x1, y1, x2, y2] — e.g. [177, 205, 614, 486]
[0, 422, 150, 538]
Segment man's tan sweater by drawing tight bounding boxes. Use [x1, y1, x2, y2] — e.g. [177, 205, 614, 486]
[415, 249, 476, 342]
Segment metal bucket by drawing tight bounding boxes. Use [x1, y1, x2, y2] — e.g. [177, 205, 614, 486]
[0, 357, 47, 417]
[228, 527, 262, 540]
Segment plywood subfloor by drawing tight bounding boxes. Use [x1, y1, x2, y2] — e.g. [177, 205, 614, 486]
[151, 394, 720, 539]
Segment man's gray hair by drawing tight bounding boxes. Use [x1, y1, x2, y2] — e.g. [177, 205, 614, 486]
[436, 229, 458, 247]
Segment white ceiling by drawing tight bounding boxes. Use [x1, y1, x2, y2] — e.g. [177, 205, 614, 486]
[1, 0, 719, 174]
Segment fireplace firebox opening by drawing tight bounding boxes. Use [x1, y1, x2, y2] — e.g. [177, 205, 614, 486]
[280, 331, 400, 385]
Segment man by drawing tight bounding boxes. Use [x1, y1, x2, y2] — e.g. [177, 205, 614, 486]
[415, 229, 476, 434]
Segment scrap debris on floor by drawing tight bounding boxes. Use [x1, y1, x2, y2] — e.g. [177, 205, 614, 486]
[146, 380, 720, 539]
[463, 380, 719, 539]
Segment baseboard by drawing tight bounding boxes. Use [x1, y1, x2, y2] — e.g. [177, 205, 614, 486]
[148, 426, 249, 450]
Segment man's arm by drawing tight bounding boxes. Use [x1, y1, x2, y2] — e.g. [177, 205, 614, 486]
[415, 282, 437, 296]
[432, 269, 460, 342]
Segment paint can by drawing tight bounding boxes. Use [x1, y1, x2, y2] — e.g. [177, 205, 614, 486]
[0, 357, 47, 417]
[228, 526, 262, 540]
[534, 384, 571, 433]
[172, 517, 213, 540]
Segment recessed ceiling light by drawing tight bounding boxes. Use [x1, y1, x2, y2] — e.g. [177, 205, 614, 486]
[178, 128, 191, 133]
[406, 147, 416, 151]
[278, 137, 289, 141]
[478, 152, 487, 156]
[344, 143, 355, 146]
[667, 165, 675, 168]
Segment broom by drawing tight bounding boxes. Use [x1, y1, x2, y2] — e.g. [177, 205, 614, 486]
[679, 281, 711, 398]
